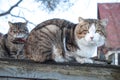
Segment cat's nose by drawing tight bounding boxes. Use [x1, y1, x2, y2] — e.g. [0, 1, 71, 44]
[90, 37, 94, 40]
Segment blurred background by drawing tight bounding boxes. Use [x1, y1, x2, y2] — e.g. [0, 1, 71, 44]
[0, 0, 120, 34]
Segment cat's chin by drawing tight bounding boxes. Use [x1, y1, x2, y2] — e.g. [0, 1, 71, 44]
[85, 39, 96, 44]
[86, 40, 104, 47]
[86, 41, 102, 47]
[89, 41, 96, 44]
[87, 41, 96, 45]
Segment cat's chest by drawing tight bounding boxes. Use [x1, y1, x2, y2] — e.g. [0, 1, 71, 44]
[75, 39, 98, 58]
[76, 45, 97, 58]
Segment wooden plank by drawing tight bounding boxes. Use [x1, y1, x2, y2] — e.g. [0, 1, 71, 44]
[0, 58, 119, 80]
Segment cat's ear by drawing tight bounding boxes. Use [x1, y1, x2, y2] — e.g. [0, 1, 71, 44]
[25, 21, 28, 24]
[78, 17, 84, 23]
[23, 21, 28, 25]
[20, 21, 28, 27]
[8, 21, 13, 27]
[100, 19, 108, 27]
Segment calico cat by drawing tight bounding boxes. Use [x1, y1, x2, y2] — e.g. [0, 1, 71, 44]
[25, 17, 107, 63]
[0, 21, 29, 59]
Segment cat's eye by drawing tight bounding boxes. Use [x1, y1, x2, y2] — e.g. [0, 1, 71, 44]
[83, 32, 87, 34]
[81, 30, 88, 34]
[96, 30, 100, 33]
[13, 30, 17, 33]
[96, 30, 104, 35]
[20, 31, 25, 33]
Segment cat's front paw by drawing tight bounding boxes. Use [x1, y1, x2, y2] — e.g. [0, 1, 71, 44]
[54, 56, 69, 62]
[76, 57, 93, 64]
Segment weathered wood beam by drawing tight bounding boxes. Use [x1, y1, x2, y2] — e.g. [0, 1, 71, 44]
[0, 58, 119, 80]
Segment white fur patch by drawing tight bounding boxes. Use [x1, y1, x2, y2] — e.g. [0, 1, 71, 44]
[76, 57, 93, 64]
[76, 38, 98, 58]
[52, 45, 66, 62]
[14, 33, 27, 38]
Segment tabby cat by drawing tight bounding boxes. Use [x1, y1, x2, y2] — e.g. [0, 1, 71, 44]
[0, 21, 29, 59]
[25, 17, 107, 63]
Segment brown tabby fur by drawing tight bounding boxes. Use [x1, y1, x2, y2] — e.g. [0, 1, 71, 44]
[0, 21, 29, 59]
[25, 17, 106, 62]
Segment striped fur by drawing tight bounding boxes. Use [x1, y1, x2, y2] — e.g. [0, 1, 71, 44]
[25, 17, 107, 63]
[0, 21, 29, 59]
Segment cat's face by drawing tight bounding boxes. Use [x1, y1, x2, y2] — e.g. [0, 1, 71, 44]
[8, 21, 29, 43]
[84, 23, 105, 46]
[75, 17, 108, 46]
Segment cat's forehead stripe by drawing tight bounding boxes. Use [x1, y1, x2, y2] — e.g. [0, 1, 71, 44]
[85, 19, 97, 24]
[14, 23, 23, 27]
[10, 22, 28, 32]
[14, 23, 26, 28]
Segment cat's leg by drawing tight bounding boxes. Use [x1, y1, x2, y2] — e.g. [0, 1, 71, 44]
[64, 52, 75, 61]
[75, 57, 93, 64]
[0, 49, 8, 58]
[0, 43, 9, 58]
[9, 52, 18, 59]
[16, 50, 25, 59]
[52, 45, 68, 62]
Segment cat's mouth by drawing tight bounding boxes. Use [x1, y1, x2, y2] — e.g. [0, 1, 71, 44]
[12, 38, 26, 44]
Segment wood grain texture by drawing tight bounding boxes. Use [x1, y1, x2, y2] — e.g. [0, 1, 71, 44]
[0, 58, 119, 80]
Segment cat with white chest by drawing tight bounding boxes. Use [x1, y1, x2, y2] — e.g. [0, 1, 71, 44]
[66, 18, 107, 63]
[25, 17, 107, 63]
[0, 21, 29, 59]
